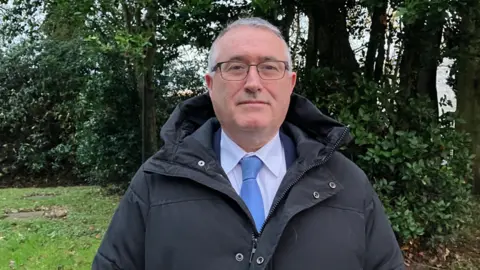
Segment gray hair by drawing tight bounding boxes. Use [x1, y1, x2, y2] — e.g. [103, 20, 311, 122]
[207, 17, 292, 72]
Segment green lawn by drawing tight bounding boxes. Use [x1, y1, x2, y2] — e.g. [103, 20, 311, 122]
[0, 186, 120, 270]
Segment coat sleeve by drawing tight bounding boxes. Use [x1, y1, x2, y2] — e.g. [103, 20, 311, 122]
[364, 183, 406, 270]
[92, 169, 150, 270]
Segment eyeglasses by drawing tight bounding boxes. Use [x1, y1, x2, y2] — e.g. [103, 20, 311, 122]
[212, 60, 289, 81]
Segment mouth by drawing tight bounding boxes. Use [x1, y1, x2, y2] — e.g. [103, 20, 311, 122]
[238, 101, 268, 105]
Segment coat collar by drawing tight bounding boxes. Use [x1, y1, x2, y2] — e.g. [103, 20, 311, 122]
[148, 93, 351, 173]
[158, 92, 351, 150]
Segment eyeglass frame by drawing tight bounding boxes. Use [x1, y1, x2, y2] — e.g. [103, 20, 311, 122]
[211, 60, 290, 81]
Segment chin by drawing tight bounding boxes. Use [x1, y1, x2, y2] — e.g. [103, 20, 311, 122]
[237, 120, 270, 131]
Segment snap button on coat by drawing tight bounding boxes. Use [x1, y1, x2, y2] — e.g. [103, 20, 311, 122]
[235, 253, 244, 262]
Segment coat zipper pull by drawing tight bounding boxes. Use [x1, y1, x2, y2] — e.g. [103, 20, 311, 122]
[249, 236, 258, 263]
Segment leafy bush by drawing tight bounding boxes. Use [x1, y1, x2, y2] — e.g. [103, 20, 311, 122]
[74, 52, 141, 188]
[0, 40, 81, 183]
[0, 36, 206, 189]
[304, 70, 474, 247]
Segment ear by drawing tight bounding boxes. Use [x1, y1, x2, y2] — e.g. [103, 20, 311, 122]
[205, 73, 214, 94]
[288, 71, 297, 94]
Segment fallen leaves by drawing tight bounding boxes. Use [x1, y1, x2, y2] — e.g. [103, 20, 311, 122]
[403, 241, 479, 270]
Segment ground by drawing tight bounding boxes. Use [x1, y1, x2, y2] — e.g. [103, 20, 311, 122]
[0, 186, 478, 269]
[0, 186, 120, 270]
[406, 195, 480, 270]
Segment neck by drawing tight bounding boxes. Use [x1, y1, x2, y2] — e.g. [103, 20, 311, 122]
[223, 128, 277, 153]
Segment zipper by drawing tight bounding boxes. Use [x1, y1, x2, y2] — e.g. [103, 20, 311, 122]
[249, 235, 258, 263]
[257, 126, 349, 234]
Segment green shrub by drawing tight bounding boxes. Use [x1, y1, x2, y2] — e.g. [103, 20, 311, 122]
[74, 44, 207, 189]
[74, 53, 141, 188]
[0, 40, 81, 183]
[304, 70, 474, 247]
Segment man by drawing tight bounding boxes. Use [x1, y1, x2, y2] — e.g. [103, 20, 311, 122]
[92, 17, 405, 270]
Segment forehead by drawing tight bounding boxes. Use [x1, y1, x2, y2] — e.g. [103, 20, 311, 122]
[215, 26, 287, 63]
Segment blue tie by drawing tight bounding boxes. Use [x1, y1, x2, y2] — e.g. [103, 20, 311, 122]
[240, 155, 265, 232]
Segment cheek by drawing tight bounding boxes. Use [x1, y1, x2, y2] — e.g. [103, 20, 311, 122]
[267, 84, 290, 103]
[269, 88, 292, 115]
[211, 81, 228, 100]
[212, 83, 239, 113]
[223, 83, 244, 102]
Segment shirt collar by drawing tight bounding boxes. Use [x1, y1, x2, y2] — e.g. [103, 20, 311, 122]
[220, 129, 283, 177]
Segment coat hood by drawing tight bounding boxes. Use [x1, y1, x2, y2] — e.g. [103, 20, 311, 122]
[159, 92, 352, 150]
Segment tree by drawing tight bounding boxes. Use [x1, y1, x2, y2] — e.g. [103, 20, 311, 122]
[397, 0, 448, 116]
[455, 0, 480, 194]
[301, 0, 359, 77]
[364, 0, 388, 82]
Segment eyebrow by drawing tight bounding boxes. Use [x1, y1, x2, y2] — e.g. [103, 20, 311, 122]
[226, 55, 282, 62]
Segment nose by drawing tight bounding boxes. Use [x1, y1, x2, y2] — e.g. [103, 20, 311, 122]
[244, 66, 262, 93]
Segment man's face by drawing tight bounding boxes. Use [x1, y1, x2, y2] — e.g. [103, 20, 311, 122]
[205, 26, 297, 134]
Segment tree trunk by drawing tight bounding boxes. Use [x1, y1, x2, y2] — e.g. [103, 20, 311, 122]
[141, 34, 158, 160]
[124, 1, 159, 162]
[456, 4, 480, 194]
[416, 20, 443, 115]
[315, 1, 359, 75]
[141, 6, 158, 161]
[303, 0, 358, 78]
[374, 34, 386, 82]
[280, 0, 296, 45]
[399, 19, 424, 98]
[365, 1, 387, 81]
[456, 63, 480, 194]
[399, 17, 443, 116]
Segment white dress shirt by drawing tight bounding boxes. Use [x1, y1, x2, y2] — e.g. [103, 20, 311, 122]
[220, 129, 287, 216]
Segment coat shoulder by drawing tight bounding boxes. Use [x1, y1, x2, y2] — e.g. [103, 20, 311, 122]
[327, 151, 369, 185]
[322, 151, 373, 212]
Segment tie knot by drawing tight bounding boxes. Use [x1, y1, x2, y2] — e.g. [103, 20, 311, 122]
[240, 155, 262, 182]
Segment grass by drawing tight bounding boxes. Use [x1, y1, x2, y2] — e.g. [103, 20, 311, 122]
[0, 186, 120, 270]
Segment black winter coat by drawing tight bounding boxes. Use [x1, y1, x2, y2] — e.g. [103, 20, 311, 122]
[92, 93, 406, 270]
